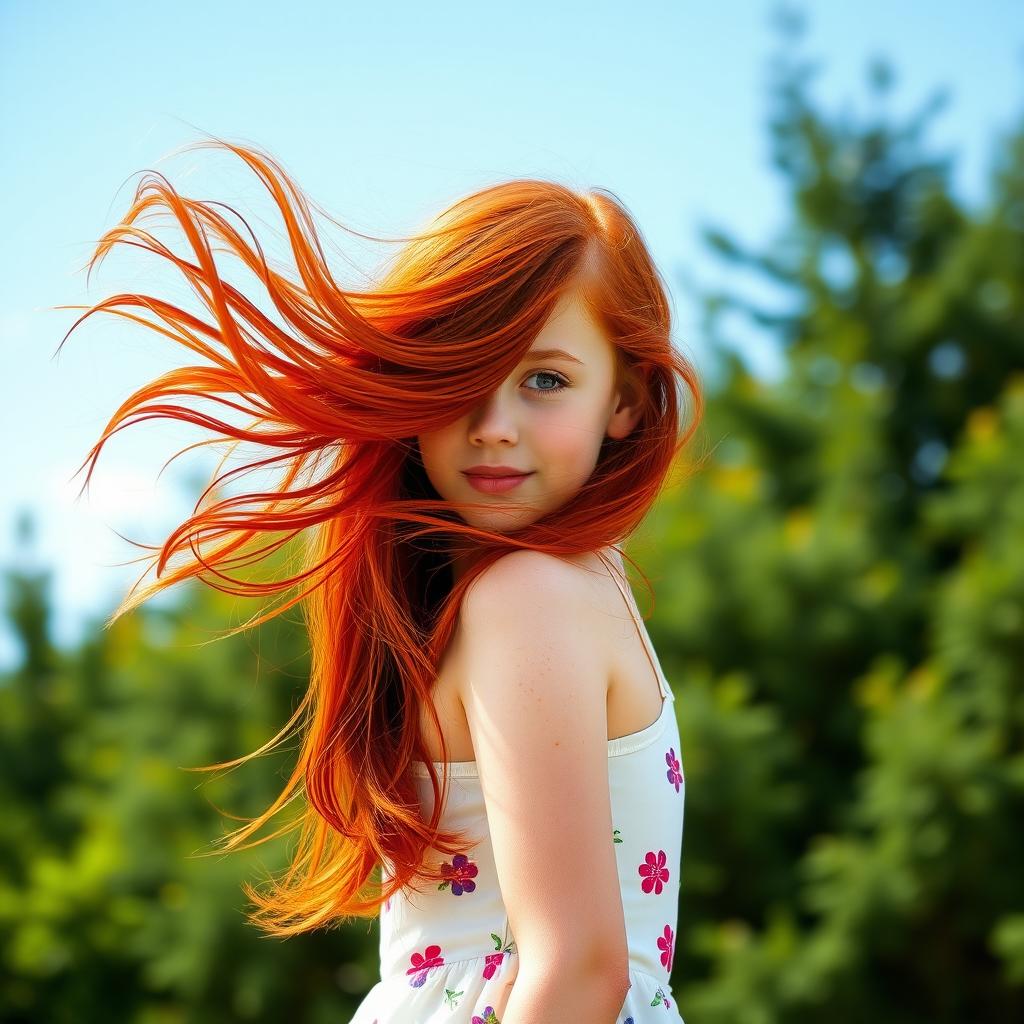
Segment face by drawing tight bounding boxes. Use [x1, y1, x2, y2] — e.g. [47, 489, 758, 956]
[416, 287, 644, 561]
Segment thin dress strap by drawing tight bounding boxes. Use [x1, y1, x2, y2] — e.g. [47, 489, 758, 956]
[605, 551, 674, 703]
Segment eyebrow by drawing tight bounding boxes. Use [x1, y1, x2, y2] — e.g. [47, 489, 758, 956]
[525, 347, 584, 365]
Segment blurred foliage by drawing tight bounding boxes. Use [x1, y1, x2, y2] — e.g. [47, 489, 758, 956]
[0, 515, 378, 1023]
[627, 17, 1024, 1024]
[4, 15, 1024, 1024]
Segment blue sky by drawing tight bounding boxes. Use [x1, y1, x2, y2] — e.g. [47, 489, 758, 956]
[1, 0, 1022, 668]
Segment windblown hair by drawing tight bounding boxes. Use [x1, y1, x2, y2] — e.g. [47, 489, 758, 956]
[55, 135, 704, 936]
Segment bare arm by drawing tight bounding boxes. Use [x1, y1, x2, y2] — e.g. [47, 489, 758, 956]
[458, 551, 632, 1022]
[501, 959, 630, 1023]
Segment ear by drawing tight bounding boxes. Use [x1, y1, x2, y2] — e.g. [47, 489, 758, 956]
[606, 362, 648, 441]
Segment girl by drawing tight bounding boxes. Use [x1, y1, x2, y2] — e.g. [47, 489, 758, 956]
[57, 136, 704, 1023]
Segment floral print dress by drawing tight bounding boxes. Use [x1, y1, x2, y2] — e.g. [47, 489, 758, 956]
[349, 567, 686, 1023]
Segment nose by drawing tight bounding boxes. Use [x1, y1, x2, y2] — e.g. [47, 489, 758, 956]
[469, 390, 519, 446]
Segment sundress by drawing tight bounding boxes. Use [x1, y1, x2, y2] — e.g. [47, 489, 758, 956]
[349, 562, 686, 1023]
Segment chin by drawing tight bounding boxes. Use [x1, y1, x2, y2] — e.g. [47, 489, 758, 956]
[454, 505, 541, 533]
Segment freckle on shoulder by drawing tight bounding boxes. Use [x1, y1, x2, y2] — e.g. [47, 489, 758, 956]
[461, 547, 623, 637]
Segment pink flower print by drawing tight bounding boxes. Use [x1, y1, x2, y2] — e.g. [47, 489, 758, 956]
[472, 1005, 501, 1024]
[439, 853, 478, 895]
[639, 849, 670, 894]
[666, 746, 683, 791]
[482, 952, 505, 980]
[406, 943, 445, 987]
[483, 929, 517, 978]
[657, 924, 674, 974]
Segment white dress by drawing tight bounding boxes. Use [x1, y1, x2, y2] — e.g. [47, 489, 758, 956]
[349, 566, 686, 1023]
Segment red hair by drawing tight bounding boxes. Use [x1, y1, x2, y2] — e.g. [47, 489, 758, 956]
[54, 135, 705, 936]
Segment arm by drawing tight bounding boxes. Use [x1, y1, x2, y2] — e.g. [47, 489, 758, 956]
[458, 551, 632, 1023]
[501, 962, 629, 1024]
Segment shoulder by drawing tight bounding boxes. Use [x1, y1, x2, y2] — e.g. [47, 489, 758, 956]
[455, 549, 617, 690]
[455, 548, 624, 699]
[461, 547, 619, 629]
[452, 547, 631, 975]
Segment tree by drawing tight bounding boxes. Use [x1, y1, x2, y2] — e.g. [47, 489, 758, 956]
[0, 508, 375, 1023]
[629, 11, 1024, 1022]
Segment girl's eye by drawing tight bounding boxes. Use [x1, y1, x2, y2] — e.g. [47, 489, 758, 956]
[523, 370, 571, 397]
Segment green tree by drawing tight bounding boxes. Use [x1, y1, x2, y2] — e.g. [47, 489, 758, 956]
[628, 13, 1024, 1023]
[0, 509, 377, 1023]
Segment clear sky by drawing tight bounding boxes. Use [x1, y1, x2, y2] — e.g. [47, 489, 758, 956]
[2, 0, 1022, 669]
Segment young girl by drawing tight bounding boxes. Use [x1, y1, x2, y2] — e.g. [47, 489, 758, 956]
[57, 136, 704, 1023]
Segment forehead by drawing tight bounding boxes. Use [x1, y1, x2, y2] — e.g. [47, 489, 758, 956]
[527, 290, 612, 364]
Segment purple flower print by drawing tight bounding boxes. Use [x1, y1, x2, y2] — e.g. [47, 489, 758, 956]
[665, 746, 683, 791]
[639, 849, 670, 894]
[439, 853, 478, 895]
[406, 943, 445, 987]
[472, 1005, 501, 1023]
[657, 924, 674, 974]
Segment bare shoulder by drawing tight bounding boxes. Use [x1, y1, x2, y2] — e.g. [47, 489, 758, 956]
[453, 548, 631, 978]
[454, 547, 624, 704]
[461, 547, 620, 628]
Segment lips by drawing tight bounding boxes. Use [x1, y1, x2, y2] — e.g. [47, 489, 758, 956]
[462, 468, 532, 478]
[463, 470, 534, 494]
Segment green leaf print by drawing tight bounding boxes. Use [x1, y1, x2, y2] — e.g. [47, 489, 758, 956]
[613, 828, 623, 844]
[443, 987, 464, 1009]
[491, 923, 517, 955]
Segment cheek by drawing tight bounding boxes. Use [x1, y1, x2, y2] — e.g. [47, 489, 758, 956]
[417, 431, 459, 481]
[536, 407, 605, 466]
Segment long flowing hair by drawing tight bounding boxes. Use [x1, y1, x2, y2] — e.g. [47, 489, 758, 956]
[55, 135, 704, 936]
